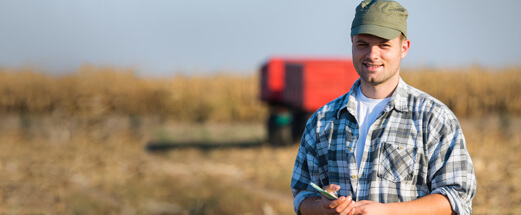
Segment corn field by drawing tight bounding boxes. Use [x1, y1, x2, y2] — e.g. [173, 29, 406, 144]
[0, 65, 519, 120]
[0, 65, 266, 123]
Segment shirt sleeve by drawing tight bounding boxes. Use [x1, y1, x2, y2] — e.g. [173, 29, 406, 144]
[291, 114, 322, 214]
[427, 113, 477, 215]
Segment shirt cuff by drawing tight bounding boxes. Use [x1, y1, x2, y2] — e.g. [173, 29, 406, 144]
[294, 190, 321, 214]
[432, 187, 472, 215]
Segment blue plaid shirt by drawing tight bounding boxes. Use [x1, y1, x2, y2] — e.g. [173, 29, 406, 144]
[291, 78, 476, 215]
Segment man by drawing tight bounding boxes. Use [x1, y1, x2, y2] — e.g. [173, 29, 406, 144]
[290, 0, 477, 215]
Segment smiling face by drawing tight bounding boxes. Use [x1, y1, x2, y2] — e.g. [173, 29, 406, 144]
[352, 34, 410, 87]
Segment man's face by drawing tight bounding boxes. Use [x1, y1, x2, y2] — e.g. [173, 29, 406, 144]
[351, 34, 410, 86]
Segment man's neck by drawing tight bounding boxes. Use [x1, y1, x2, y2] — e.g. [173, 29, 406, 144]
[359, 76, 400, 99]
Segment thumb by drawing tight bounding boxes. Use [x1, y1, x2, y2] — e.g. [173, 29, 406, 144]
[324, 184, 340, 193]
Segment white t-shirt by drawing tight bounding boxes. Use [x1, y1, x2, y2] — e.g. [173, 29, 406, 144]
[355, 86, 391, 170]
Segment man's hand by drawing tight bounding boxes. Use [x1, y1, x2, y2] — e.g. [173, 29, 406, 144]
[320, 184, 356, 215]
[353, 200, 387, 215]
[353, 194, 456, 215]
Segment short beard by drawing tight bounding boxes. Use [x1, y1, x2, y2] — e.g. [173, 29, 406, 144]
[359, 68, 399, 87]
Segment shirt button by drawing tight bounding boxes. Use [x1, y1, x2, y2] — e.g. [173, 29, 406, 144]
[355, 125, 359, 129]
[351, 175, 357, 179]
[350, 147, 353, 152]
[398, 146, 403, 150]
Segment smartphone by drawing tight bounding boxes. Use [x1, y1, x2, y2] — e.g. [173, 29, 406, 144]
[310, 182, 338, 200]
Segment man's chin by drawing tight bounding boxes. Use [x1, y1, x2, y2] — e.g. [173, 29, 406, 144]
[361, 77, 385, 86]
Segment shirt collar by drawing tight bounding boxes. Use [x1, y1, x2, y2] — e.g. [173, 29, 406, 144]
[336, 78, 409, 119]
[389, 78, 409, 112]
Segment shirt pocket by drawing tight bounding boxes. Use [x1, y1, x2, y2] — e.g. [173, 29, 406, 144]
[377, 142, 417, 182]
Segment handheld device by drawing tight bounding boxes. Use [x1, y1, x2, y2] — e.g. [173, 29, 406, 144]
[310, 182, 338, 200]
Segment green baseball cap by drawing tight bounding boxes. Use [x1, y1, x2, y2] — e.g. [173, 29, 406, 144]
[351, 0, 408, 40]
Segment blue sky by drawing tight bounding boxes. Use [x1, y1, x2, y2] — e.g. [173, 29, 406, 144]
[0, 0, 520, 76]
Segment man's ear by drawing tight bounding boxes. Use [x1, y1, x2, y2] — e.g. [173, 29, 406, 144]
[401, 39, 410, 59]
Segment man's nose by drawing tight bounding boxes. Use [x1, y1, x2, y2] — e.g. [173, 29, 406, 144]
[366, 45, 380, 60]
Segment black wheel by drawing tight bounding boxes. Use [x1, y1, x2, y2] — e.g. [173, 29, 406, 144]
[267, 111, 293, 146]
[291, 111, 312, 144]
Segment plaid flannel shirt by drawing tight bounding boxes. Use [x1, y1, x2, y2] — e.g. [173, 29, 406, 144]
[291, 78, 476, 215]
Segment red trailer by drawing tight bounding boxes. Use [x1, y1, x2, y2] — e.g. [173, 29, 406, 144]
[260, 57, 359, 145]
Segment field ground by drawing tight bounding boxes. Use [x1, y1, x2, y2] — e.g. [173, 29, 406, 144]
[0, 114, 520, 214]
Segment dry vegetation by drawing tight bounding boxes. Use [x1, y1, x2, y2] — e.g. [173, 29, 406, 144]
[0, 65, 520, 122]
[0, 65, 265, 123]
[0, 66, 520, 214]
[401, 66, 521, 117]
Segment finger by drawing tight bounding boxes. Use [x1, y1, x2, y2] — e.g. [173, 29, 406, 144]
[349, 201, 357, 215]
[324, 184, 341, 193]
[348, 206, 356, 215]
[352, 201, 367, 215]
[323, 196, 354, 214]
[353, 200, 368, 207]
[336, 196, 353, 212]
[336, 197, 355, 215]
[323, 195, 345, 209]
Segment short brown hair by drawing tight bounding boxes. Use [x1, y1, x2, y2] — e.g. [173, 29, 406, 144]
[399, 33, 407, 42]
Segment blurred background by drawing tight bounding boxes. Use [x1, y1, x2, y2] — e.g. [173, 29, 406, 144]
[0, 0, 520, 214]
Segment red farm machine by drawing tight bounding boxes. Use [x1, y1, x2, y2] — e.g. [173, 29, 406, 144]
[260, 57, 359, 145]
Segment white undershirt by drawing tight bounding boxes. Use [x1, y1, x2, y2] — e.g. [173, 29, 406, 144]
[355, 85, 391, 170]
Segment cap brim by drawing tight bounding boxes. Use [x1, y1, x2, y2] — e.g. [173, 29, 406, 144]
[351, 24, 401, 40]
